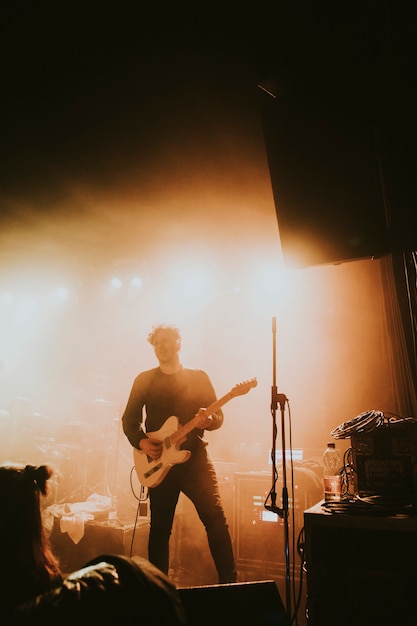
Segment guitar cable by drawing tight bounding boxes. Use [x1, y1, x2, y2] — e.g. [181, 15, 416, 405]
[128, 466, 149, 557]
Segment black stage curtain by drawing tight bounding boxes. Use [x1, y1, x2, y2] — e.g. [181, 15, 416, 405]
[381, 251, 417, 418]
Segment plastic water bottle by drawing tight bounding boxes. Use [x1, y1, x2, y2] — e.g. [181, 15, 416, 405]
[323, 442, 342, 502]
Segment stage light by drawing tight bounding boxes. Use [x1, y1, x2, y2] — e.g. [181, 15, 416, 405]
[131, 276, 143, 289]
[110, 277, 122, 289]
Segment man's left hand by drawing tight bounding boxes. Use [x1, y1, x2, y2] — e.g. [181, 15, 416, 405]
[194, 408, 213, 429]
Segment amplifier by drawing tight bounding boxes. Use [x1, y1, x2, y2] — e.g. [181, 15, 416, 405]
[235, 472, 287, 567]
[50, 518, 149, 574]
[234, 469, 322, 571]
[351, 421, 417, 498]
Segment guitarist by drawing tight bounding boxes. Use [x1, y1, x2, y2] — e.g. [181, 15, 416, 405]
[121, 324, 237, 584]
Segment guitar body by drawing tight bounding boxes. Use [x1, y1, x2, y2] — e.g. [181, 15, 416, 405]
[133, 415, 191, 488]
[132, 378, 257, 488]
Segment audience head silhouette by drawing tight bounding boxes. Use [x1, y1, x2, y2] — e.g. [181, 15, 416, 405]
[0, 463, 62, 618]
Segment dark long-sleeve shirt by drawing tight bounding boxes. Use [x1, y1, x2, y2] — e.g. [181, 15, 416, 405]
[121, 367, 223, 451]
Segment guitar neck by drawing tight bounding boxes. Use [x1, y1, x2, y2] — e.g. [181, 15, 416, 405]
[170, 391, 234, 446]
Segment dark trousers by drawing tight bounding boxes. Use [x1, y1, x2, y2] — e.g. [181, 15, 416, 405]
[148, 446, 236, 583]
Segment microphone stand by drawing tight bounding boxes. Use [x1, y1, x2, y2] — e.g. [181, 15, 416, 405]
[265, 316, 291, 617]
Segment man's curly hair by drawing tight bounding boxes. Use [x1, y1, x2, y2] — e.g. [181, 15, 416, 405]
[147, 324, 181, 348]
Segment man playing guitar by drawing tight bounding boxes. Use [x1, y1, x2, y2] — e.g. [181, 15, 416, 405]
[122, 324, 237, 584]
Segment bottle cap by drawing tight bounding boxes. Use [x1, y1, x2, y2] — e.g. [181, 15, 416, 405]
[327, 442, 335, 448]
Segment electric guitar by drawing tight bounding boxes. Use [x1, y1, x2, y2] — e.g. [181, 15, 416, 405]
[133, 378, 257, 487]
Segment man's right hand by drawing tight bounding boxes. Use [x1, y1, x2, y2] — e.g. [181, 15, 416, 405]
[139, 437, 163, 460]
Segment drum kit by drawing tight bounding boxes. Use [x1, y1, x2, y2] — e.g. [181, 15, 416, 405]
[7, 398, 121, 504]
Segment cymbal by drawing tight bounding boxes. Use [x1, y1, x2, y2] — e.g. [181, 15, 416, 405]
[81, 398, 116, 406]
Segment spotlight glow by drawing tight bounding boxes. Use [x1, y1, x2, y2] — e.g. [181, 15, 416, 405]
[110, 277, 123, 289]
[131, 276, 143, 289]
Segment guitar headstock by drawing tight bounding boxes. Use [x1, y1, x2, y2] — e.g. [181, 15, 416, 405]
[230, 378, 258, 397]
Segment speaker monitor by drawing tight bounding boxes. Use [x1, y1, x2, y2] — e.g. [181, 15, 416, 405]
[178, 580, 288, 626]
[260, 93, 391, 268]
[257, 5, 416, 268]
